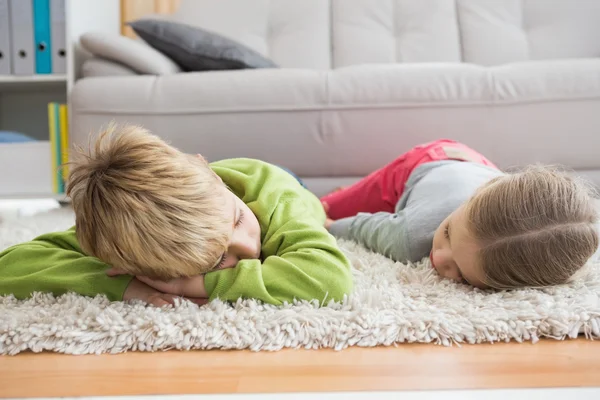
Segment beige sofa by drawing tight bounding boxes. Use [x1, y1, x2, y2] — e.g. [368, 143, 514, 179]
[70, 0, 600, 196]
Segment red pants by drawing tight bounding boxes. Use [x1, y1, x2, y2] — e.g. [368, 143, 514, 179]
[320, 139, 498, 220]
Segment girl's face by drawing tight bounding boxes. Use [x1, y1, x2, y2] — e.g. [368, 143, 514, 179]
[430, 204, 488, 289]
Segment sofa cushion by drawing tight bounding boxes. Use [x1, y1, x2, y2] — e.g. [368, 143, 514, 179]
[169, 0, 331, 70]
[80, 31, 181, 75]
[331, 0, 462, 68]
[327, 59, 600, 105]
[456, 0, 600, 66]
[71, 69, 327, 114]
[332, 0, 600, 68]
[128, 19, 278, 71]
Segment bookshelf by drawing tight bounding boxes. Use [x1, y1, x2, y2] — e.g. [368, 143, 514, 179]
[0, 74, 67, 84]
[0, 0, 120, 200]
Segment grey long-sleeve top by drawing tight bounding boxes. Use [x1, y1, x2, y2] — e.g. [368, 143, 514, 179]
[328, 161, 504, 262]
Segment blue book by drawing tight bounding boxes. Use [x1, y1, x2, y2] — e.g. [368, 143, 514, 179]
[32, 0, 52, 74]
[0, 131, 36, 143]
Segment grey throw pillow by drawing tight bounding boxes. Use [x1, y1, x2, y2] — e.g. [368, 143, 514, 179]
[128, 19, 278, 71]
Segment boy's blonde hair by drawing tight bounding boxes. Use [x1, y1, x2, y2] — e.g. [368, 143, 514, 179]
[66, 123, 230, 280]
[465, 165, 599, 289]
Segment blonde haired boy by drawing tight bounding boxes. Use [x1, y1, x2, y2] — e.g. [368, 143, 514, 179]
[0, 124, 353, 306]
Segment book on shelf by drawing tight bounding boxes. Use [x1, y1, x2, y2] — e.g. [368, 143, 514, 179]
[47, 101, 68, 194]
[2, 0, 66, 76]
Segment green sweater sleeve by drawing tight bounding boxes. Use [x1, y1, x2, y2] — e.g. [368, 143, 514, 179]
[0, 227, 133, 301]
[204, 159, 353, 305]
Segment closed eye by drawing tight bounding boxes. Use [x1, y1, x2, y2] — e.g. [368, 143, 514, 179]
[216, 254, 227, 269]
[235, 208, 244, 227]
[214, 208, 245, 270]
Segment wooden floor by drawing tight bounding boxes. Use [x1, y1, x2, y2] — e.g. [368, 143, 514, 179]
[2, 338, 600, 398]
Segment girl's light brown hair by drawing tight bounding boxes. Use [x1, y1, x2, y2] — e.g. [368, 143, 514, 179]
[465, 165, 599, 289]
[66, 123, 231, 280]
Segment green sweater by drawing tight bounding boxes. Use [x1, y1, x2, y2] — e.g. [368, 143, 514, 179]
[0, 159, 353, 305]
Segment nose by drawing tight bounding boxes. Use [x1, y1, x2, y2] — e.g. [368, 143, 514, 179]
[432, 249, 459, 281]
[230, 230, 259, 260]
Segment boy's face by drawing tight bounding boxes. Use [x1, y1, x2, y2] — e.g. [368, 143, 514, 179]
[211, 186, 262, 270]
[430, 205, 487, 289]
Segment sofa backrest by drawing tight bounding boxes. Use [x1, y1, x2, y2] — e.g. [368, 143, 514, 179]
[172, 0, 331, 69]
[456, 0, 600, 65]
[333, 0, 600, 68]
[171, 0, 600, 70]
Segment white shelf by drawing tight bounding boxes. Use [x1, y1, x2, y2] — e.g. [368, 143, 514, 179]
[0, 74, 67, 83]
[0, 193, 68, 201]
[0, 74, 67, 91]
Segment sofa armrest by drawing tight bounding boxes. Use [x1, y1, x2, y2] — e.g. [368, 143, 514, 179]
[80, 31, 182, 75]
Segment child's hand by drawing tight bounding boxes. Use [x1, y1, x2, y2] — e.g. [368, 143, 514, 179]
[109, 268, 208, 306]
[321, 202, 335, 229]
[321, 200, 330, 215]
[136, 275, 207, 299]
[122, 278, 208, 307]
[325, 218, 335, 229]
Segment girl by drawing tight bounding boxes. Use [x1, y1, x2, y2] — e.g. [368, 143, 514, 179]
[321, 139, 599, 289]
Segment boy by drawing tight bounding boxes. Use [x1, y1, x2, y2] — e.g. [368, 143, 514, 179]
[0, 124, 353, 306]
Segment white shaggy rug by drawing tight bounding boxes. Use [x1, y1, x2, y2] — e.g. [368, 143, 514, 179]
[1, 206, 600, 356]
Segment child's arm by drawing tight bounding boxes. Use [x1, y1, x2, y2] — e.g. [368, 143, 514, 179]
[0, 227, 190, 306]
[328, 211, 411, 263]
[0, 227, 132, 300]
[203, 198, 353, 305]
